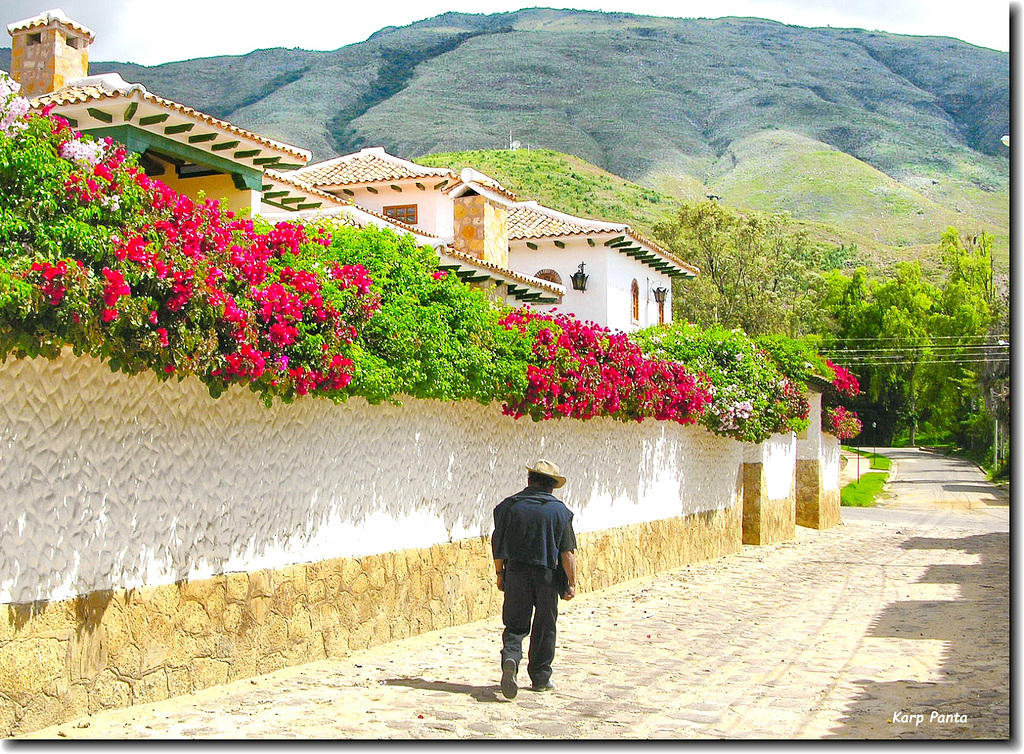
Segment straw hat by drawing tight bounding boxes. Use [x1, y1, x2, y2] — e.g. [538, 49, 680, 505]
[526, 459, 566, 489]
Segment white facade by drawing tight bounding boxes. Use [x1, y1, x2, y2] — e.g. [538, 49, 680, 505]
[509, 238, 675, 333]
[340, 180, 456, 240]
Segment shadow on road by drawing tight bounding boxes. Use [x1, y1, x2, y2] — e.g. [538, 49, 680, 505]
[823, 532, 1009, 739]
[384, 677, 504, 703]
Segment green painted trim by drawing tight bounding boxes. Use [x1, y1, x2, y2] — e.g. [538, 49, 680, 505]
[390, 185, 402, 192]
[587, 238, 596, 246]
[297, 202, 322, 210]
[87, 107, 113, 124]
[554, 240, 566, 248]
[64, 116, 79, 128]
[164, 123, 194, 135]
[189, 133, 217, 143]
[83, 125, 264, 192]
[415, 182, 426, 190]
[123, 102, 138, 122]
[252, 155, 281, 165]
[139, 113, 169, 126]
[604, 235, 626, 246]
[526, 242, 538, 250]
[275, 163, 303, 170]
[341, 188, 355, 196]
[261, 200, 297, 211]
[609, 240, 633, 248]
[264, 190, 289, 199]
[211, 140, 240, 152]
[278, 196, 304, 205]
[434, 180, 449, 189]
[234, 149, 261, 159]
[366, 186, 379, 194]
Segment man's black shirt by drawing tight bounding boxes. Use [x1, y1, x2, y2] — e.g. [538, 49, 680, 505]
[492, 488, 576, 570]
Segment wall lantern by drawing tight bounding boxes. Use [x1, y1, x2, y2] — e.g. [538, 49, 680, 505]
[652, 286, 669, 304]
[570, 262, 589, 292]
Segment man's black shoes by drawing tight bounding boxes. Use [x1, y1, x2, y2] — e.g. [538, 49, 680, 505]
[532, 680, 556, 692]
[501, 658, 518, 699]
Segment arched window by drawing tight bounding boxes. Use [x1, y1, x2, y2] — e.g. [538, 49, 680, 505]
[534, 269, 563, 286]
[631, 280, 640, 322]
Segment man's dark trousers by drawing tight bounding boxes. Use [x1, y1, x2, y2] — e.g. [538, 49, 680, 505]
[501, 563, 560, 687]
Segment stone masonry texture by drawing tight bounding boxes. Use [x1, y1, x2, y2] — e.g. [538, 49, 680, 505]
[796, 459, 841, 530]
[0, 502, 741, 737]
[742, 462, 796, 546]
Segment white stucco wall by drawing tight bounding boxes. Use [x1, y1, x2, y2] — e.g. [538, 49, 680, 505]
[605, 249, 674, 333]
[743, 432, 797, 500]
[509, 242, 674, 333]
[0, 352, 743, 605]
[343, 183, 454, 239]
[509, 240, 608, 326]
[821, 434, 841, 493]
[797, 391, 823, 460]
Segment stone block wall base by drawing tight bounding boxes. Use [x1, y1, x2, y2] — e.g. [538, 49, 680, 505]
[796, 460, 842, 530]
[0, 503, 740, 737]
[742, 462, 796, 546]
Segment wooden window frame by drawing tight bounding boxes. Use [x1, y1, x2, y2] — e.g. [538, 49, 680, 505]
[383, 204, 418, 225]
[631, 280, 640, 323]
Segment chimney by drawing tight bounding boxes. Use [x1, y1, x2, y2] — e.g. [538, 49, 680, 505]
[7, 9, 95, 98]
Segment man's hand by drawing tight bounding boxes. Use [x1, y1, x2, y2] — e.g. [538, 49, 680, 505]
[496, 572, 505, 592]
[562, 585, 575, 600]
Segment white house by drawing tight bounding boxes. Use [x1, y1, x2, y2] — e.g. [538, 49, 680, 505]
[285, 147, 699, 332]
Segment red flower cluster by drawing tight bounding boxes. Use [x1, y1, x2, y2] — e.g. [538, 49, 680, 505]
[827, 359, 860, 398]
[823, 405, 862, 440]
[22, 118, 380, 402]
[500, 310, 711, 424]
[28, 260, 74, 305]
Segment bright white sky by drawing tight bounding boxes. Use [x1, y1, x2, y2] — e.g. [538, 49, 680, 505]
[2, 0, 1012, 65]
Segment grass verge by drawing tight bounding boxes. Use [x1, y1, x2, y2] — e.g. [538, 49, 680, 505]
[842, 446, 892, 470]
[841, 471, 888, 507]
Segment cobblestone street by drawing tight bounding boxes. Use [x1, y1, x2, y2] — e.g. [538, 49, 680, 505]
[19, 478, 1009, 740]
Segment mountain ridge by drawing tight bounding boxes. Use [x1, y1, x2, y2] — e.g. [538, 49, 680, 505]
[0, 9, 1009, 268]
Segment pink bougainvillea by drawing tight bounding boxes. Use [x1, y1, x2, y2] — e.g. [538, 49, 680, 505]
[823, 405, 863, 440]
[827, 359, 860, 399]
[499, 309, 712, 424]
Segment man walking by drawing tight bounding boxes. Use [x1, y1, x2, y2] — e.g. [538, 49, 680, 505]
[491, 459, 577, 699]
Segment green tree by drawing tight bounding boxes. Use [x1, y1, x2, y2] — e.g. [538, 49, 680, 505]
[820, 239, 995, 449]
[654, 202, 849, 337]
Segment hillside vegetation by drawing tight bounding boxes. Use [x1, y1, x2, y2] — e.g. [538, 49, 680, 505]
[0, 8, 1008, 271]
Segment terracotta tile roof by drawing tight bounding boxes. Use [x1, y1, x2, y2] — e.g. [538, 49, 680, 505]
[31, 76, 311, 163]
[507, 202, 615, 239]
[508, 202, 699, 277]
[289, 147, 455, 187]
[445, 168, 518, 202]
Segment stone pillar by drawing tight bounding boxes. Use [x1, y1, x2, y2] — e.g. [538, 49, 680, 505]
[741, 433, 797, 546]
[453, 194, 508, 268]
[795, 390, 841, 530]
